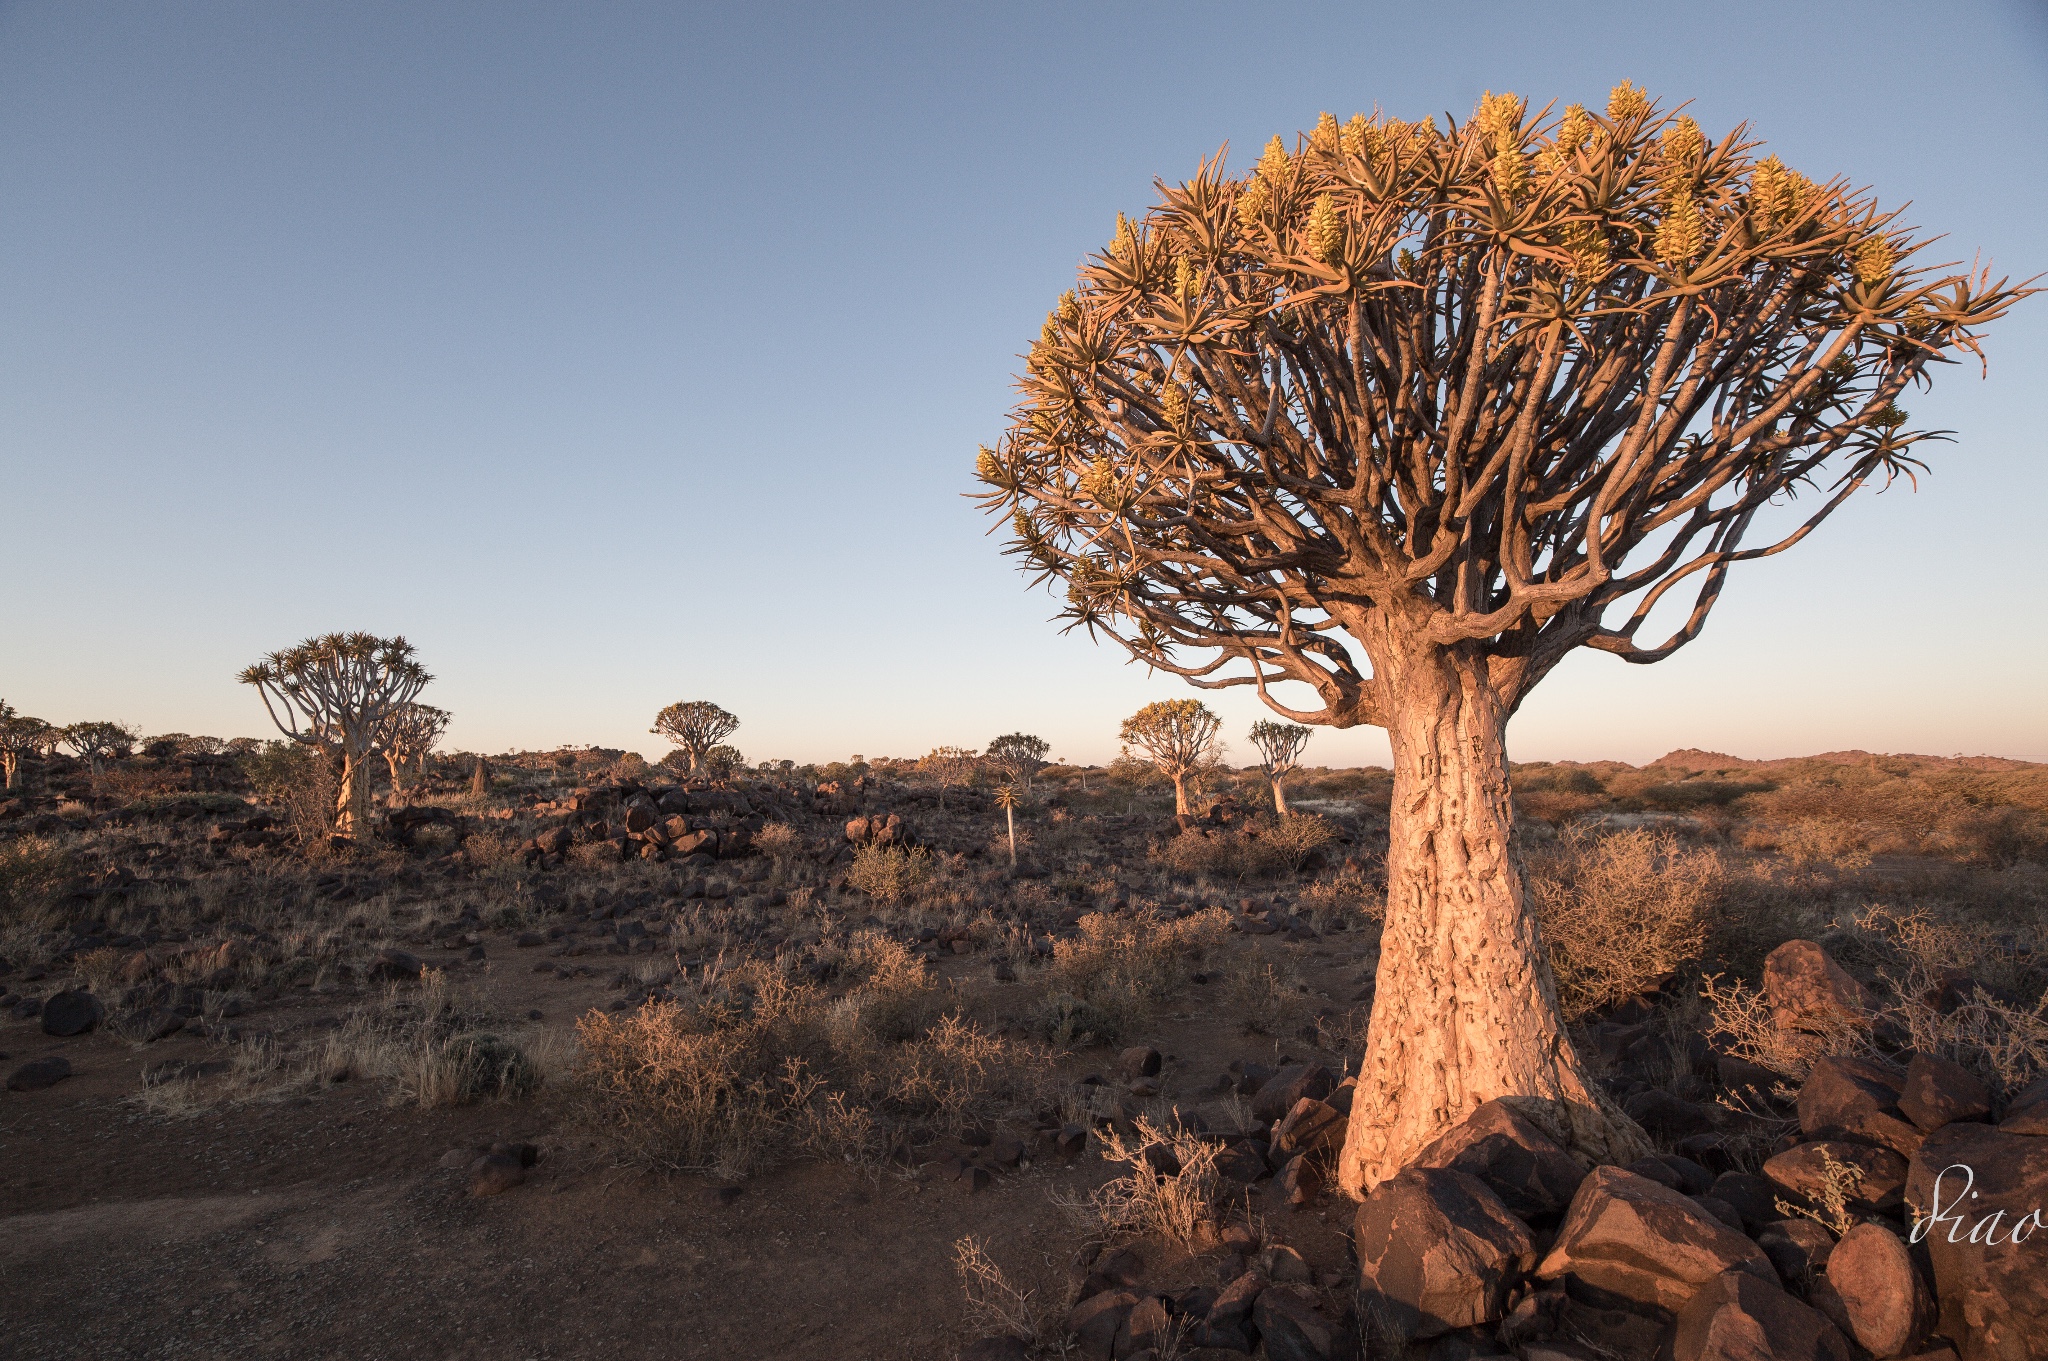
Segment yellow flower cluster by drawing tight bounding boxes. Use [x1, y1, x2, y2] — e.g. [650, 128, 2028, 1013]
[1654, 116, 1707, 265]
[1307, 194, 1344, 263]
[1235, 135, 1292, 232]
[1853, 233, 1898, 284]
[1749, 155, 1815, 231]
[1561, 221, 1610, 281]
[1607, 80, 1652, 122]
[1477, 91, 1529, 201]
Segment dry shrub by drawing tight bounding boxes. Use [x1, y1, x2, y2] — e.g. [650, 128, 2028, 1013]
[846, 841, 933, 905]
[1518, 789, 1607, 824]
[752, 821, 800, 859]
[1857, 905, 2048, 1096]
[55, 800, 92, 820]
[242, 742, 339, 843]
[574, 946, 1050, 1178]
[0, 836, 70, 918]
[1260, 813, 1342, 871]
[1776, 817, 1873, 870]
[1699, 972, 1866, 1084]
[1298, 862, 1384, 931]
[567, 840, 620, 869]
[1154, 816, 1336, 880]
[1065, 1115, 1224, 1247]
[1529, 827, 1720, 1019]
[1032, 909, 1230, 1046]
[952, 1236, 1063, 1348]
[1222, 959, 1314, 1037]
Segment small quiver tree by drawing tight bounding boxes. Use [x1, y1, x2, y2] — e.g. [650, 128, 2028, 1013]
[1118, 699, 1221, 816]
[0, 704, 55, 791]
[918, 746, 982, 808]
[240, 633, 431, 837]
[650, 701, 740, 777]
[1247, 720, 1312, 816]
[985, 732, 1051, 790]
[976, 86, 2031, 1192]
[381, 702, 451, 802]
[62, 721, 137, 778]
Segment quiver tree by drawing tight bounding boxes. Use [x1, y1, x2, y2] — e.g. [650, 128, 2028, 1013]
[986, 732, 1051, 789]
[650, 701, 740, 776]
[240, 633, 431, 837]
[381, 702, 451, 801]
[1247, 720, 1312, 815]
[1119, 699, 1222, 815]
[0, 703, 54, 791]
[918, 746, 982, 808]
[62, 721, 137, 777]
[976, 85, 2030, 1192]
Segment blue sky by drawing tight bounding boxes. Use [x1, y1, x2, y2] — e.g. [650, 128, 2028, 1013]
[3, 1, 2044, 767]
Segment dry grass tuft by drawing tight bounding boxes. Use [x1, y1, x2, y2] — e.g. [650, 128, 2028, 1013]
[1529, 827, 1720, 1019]
[1063, 1115, 1224, 1248]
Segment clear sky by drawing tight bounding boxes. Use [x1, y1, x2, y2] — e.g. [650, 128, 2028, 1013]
[4, 1, 2044, 768]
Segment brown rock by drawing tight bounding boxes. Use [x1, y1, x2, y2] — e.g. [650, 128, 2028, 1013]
[1412, 1097, 1588, 1220]
[1252, 1282, 1357, 1361]
[1115, 1295, 1170, 1357]
[1755, 1218, 1835, 1286]
[1905, 1121, 2048, 1361]
[1764, 1139, 1908, 1217]
[1900, 1054, 1991, 1132]
[1354, 1166, 1535, 1341]
[1823, 1221, 1935, 1359]
[1118, 1045, 1161, 1079]
[468, 1151, 526, 1196]
[1764, 940, 1872, 1032]
[1800, 1055, 1922, 1157]
[39, 990, 103, 1037]
[5, 1056, 72, 1091]
[1536, 1166, 1775, 1319]
[1068, 1290, 1138, 1361]
[1672, 1268, 1855, 1361]
[1998, 1075, 2048, 1134]
[1272, 1097, 1347, 1159]
[1251, 1064, 1333, 1123]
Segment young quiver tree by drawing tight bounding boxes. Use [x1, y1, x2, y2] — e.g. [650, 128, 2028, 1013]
[918, 746, 982, 808]
[381, 702, 451, 801]
[0, 703, 55, 791]
[61, 721, 137, 777]
[985, 732, 1051, 789]
[976, 86, 2030, 1192]
[1119, 699, 1221, 815]
[1247, 719, 1312, 815]
[240, 634, 431, 837]
[650, 701, 740, 776]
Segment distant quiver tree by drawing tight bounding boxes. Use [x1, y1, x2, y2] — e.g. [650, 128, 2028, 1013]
[918, 746, 981, 808]
[62, 721, 137, 777]
[1247, 720, 1312, 816]
[240, 633, 431, 837]
[651, 701, 739, 776]
[975, 84, 2032, 1192]
[1118, 699, 1221, 815]
[0, 702, 55, 791]
[381, 702, 451, 801]
[985, 732, 1051, 789]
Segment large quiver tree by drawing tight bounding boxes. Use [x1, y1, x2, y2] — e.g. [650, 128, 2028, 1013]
[1119, 698, 1222, 816]
[240, 634, 431, 837]
[651, 701, 740, 776]
[976, 84, 2030, 1193]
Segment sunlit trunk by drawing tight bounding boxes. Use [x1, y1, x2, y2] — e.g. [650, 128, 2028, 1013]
[384, 751, 406, 802]
[3, 753, 16, 790]
[1171, 772, 1189, 815]
[1270, 775, 1290, 817]
[1336, 644, 1646, 1195]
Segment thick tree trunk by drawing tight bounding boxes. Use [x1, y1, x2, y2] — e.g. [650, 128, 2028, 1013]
[1171, 772, 1189, 815]
[384, 751, 406, 802]
[334, 752, 372, 837]
[1336, 645, 1646, 1196]
[3, 752, 16, 789]
[1270, 775, 1290, 817]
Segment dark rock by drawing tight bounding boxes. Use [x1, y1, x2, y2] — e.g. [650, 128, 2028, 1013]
[468, 1151, 526, 1196]
[1672, 1268, 1855, 1361]
[1800, 1055, 1922, 1157]
[1899, 1053, 1991, 1132]
[1764, 940, 1873, 1032]
[1625, 1088, 1719, 1140]
[39, 990, 102, 1037]
[1251, 1064, 1333, 1124]
[1764, 1139, 1908, 1217]
[369, 948, 424, 981]
[1411, 1097, 1588, 1221]
[1354, 1166, 1535, 1341]
[1692, 1195, 1744, 1232]
[1262, 1243, 1313, 1284]
[1069, 1290, 1138, 1361]
[1535, 1166, 1775, 1319]
[1116, 1295, 1171, 1357]
[1707, 1171, 1783, 1232]
[959, 1338, 1030, 1361]
[1719, 1053, 1788, 1108]
[1253, 1282, 1357, 1361]
[1822, 1221, 1935, 1359]
[1119, 1045, 1162, 1079]
[5, 1056, 72, 1091]
[9, 996, 42, 1020]
[1905, 1121, 2048, 1361]
[1755, 1218, 1835, 1286]
[1278, 1152, 1320, 1207]
[116, 1006, 185, 1042]
[1207, 1268, 1264, 1331]
[1215, 1139, 1269, 1183]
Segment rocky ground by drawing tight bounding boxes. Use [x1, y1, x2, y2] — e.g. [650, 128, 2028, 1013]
[2, 753, 2044, 1360]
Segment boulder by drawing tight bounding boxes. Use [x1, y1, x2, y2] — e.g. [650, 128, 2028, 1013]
[1905, 1121, 2048, 1361]
[1822, 1222, 1935, 1359]
[1115, 1295, 1171, 1357]
[1536, 1166, 1775, 1319]
[1354, 1166, 1535, 1340]
[1719, 1053, 1790, 1108]
[1625, 1088, 1719, 1140]
[1251, 1064, 1334, 1124]
[1997, 1074, 2048, 1135]
[533, 826, 574, 856]
[1252, 1282, 1358, 1361]
[1763, 940, 1872, 1032]
[1708, 1172, 1785, 1233]
[40, 989, 103, 1037]
[1672, 1268, 1856, 1361]
[468, 1150, 526, 1196]
[1800, 1055, 1922, 1156]
[1068, 1290, 1137, 1361]
[1272, 1098, 1347, 1159]
[369, 948, 424, 981]
[1899, 1054, 1992, 1133]
[1118, 1045, 1162, 1079]
[116, 1007, 186, 1042]
[1763, 1139, 1908, 1217]
[5, 1056, 72, 1091]
[1755, 1218, 1834, 1286]
[1411, 1098, 1587, 1221]
[1206, 1268, 1264, 1332]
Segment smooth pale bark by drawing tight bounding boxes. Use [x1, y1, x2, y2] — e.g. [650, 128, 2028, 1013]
[1171, 773, 1190, 815]
[1270, 776, 1291, 817]
[1336, 643, 1647, 1195]
[2, 753, 16, 790]
[384, 751, 408, 802]
[334, 752, 373, 837]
